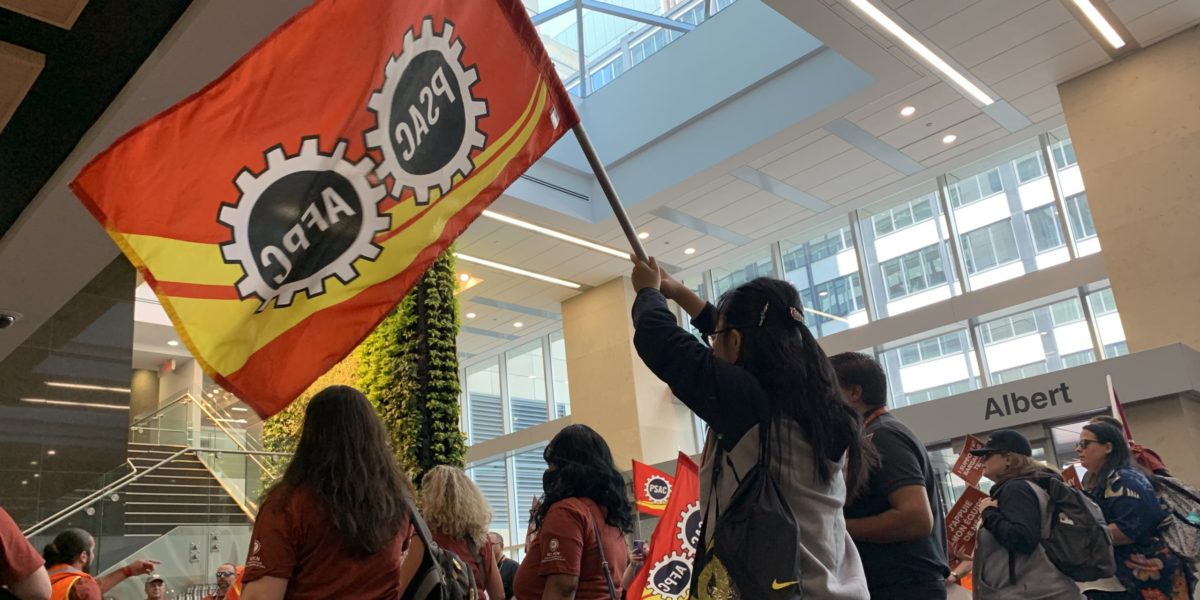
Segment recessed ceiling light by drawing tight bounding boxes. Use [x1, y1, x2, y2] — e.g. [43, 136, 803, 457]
[167, 340, 180, 347]
[33, 474, 39, 478]
[847, 0, 994, 106]
[47, 449, 56, 456]
[458, 273, 471, 282]
[637, 232, 650, 240]
[454, 254, 582, 289]
[29, 460, 37, 466]
[513, 322, 524, 328]
[900, 105, 916, 117]
[46, 382, 132, 394]
[1072, 0, 1126, 49]
[480, 210, 628, 259]
[465, 312, 477, 319]
[21, 480, 27, 485]
[942, 134, 958, 144]
[684, 248, 696, 255]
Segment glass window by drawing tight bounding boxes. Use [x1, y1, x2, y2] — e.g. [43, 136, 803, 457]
[993, 362, 1049, 383]
[879, 326, 979, 408]
[1015, 152, 1046, 183]
[1087, 287, 1127, 358]
[781, 225, 865, 337]
[1051, 139, 1077, 170]
[466, 359, 503, 444]
[977, 295, 1095, 385]
[960, 220, 1020, 274]
[1047, 128, 1098, 256]
[873, 197, 936, 236]
[860, 187, 958, 318]
[549, 332, 570, 418]
[1062, 350, 1095, 368]
[1065, 193, 1097, 241]
[711, 250, 774, 298]
[469, 457, 510, 537]
[1050, 299, 1084, 326]
[947, 168, 1004, 208]
[513, 444, 548, 546]
[506, 341, 548, 433]
[1027, 205, 1065, 253]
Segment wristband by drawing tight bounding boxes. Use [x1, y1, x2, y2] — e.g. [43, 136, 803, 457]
[121, 565, 135, 578]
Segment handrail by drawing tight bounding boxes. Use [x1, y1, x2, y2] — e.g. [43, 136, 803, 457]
[192, 449, 291, 517]
[22, 448, 292, 536]
[23, 449, 189, 537]
[192, 396, 275, 479]
[128, 392, 191, 429]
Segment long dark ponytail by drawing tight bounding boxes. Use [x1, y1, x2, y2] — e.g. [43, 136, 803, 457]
[716, 278, 869, 496]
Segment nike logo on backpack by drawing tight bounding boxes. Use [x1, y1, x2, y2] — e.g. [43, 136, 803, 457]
[771, 579, 799, 590]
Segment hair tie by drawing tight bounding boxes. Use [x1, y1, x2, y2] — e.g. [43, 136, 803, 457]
[758, 302, 770, 327]
[789, 306, 805, 324]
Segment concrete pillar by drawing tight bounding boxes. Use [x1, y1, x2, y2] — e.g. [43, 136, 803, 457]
[561, 277, 697, 468]
[1124, 394, 1200, 485]
[1058, 25, 1200, 353]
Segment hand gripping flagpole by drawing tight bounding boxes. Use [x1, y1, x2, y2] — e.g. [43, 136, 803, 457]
[572, 123, 649, 262]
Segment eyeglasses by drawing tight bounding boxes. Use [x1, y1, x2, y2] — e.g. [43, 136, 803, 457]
[1076, 439, 1100, 450]
[703, 327, 735, 347]
[216, 571, 236, 577]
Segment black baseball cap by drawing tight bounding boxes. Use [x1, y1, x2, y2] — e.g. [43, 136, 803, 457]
[970, 429, 1033, 457]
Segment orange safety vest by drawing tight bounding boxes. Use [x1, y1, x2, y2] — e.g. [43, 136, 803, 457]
[228, 565, 244, 600]
[47, 566, 96, 600]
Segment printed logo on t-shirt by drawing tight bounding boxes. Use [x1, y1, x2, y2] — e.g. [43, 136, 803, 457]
[543, 538, 564, 563]
[247, 539, 266, 569]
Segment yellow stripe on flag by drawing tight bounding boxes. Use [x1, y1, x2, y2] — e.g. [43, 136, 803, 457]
[161, 81, 550, 377]
[124, 235, 244, 286]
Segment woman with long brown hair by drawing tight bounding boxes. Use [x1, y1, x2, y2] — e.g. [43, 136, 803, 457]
[239, 385, 414, 600]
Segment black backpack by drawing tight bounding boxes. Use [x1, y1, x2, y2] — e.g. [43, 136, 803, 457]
[693, 420, 802, 600]
[401, 498, 477, 600]
[1028, 477, 1116, 582]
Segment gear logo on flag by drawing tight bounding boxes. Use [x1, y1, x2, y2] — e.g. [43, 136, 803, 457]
[366, 17, 489, 205]
[649, 552, 693, 600]
[645, 474, 672, 505]
[676, 501, 702, 556]
[218, 138, 390, 309]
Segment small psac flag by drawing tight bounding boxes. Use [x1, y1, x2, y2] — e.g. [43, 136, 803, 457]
[633, 461, 675, 517]
[71, 0, 578, 417]
[627, 453, 701, 600]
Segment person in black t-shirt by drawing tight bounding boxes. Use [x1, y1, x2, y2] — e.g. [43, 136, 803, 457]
[832, 352, 950, 600]
[487, 532, 519, 600]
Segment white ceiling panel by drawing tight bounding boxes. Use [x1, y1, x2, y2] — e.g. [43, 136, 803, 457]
[852, 81, 959, 137]
[746, 130, 831, 170]
[902, 113, 999, 162]
[892, 0, 981, 31]
[947, 2, 1074, 68]
[923, 1, 1044, 51]
[782, 147, 873, 191]
[971, 21, 1091, 86]
[881, 97, 979, 149]
[1127, 1, 1200, 45]
[811, 158, 901, 200]
[761, 135, 854, 180]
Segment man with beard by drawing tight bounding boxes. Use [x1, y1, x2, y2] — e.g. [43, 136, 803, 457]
[202, 563, 242, 600]
[42, 528, 157, 599]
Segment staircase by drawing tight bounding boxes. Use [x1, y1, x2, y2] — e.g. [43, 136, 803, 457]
[124, 443, 251, 536]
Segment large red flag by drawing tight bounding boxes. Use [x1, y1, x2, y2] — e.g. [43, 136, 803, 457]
[71, 0, 578, 417]
[633, 461, 675, 517]
[627, 453, 701, 600]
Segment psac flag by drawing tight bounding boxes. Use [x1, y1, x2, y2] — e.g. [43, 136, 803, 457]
[633, 461, 675, 517]
[627, 453, 701, 600]
[71, 0, 578, 417]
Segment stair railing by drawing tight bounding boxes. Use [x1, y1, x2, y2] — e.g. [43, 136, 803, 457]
[21, 447, 291, 538]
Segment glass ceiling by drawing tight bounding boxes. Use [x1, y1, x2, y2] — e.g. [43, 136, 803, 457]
[526, 0, 739, 96]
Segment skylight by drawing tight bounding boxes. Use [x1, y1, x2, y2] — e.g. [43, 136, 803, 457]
[528, 0, 739, 96]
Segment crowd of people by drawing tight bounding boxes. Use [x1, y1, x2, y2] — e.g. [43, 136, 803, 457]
[1, 264, 1196, 599]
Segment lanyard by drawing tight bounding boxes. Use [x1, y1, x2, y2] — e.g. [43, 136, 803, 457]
[864, 406, 888, 427]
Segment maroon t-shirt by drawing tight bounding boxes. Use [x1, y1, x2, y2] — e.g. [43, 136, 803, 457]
[242, 486, 412, 599]
[513, 498, 627, 600]
[0, 508, 42, 588]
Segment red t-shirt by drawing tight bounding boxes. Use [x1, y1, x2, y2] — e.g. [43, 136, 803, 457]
[430, 530, 497, 598]
[0, 508, 42, 588]
[242, 486, 411, 599]
[512, 498, 627, 600]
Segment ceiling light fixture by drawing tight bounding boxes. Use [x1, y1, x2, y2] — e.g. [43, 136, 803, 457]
[480, 210, 628, 259]
[846, 0, 994, 106]
[900, 105, 916, 117]
[458, 273, 471, 282]
[230, 407, 249, 412]
[22, 398, 131, 411]
[942, 134, 958, 144]
[1072, 0, 1126, 49]
[454, 254, 582, 289]
[46, 382, 132, 394]
[167, 340, 180, 347]
[684, 248, 696, 255]
[513, 322, 525, 328]
[46, 449, 56, 456]
[465, 312, 477, 319]
[637, 232, 650, 240]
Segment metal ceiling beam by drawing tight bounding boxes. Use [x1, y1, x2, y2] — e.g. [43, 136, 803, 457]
[581, 0, 696, 33]
[530, 0, 578, 26]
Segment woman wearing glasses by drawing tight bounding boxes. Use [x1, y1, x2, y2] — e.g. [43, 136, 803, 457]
[629, 257, 870, 599]
[1077, 422, 1194, 600]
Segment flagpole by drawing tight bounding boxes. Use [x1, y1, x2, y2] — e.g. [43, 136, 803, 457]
[572, 123, 649, 262]
[1105, 373, 1133, 440]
